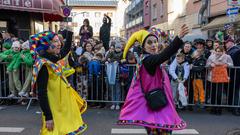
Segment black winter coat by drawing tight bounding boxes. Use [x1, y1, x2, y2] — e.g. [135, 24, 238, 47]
[99, 16, 111, 43]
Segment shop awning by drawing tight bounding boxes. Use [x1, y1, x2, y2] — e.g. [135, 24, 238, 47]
[0, 0, 64, 21]
[202, 15, 240, 30]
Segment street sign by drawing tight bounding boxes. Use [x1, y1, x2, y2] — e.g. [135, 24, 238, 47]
[226, 7, 239, 16]
[228, 0, 240, 6]
[61, 6, 72, 17]
[63, 17, 72, 22]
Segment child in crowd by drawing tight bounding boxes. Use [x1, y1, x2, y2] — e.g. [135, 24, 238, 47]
[106, 40, 123, 110]
[94, 41, 105, 57]
[76, 56, 89, 100]
[18, 41, 34, 97]
[0, 41, 22, 97]
[169, 53, 190, 108]
[191, 39, 208, 108]
[106, 41, 123, 63]
[104, 45, 115, 61]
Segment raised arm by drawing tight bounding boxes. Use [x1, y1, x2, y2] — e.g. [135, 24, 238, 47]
[143, 24, 189, 75]
[143, 36, 184, 67]
[59, 30, 73, 58]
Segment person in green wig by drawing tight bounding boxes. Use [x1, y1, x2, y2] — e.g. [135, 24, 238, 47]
[0, 41, 22, 97]
[18, 40, 34, 97]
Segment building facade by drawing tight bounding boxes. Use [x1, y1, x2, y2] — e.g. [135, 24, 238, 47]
[125, 0, 144, 39]
[203, 0, 240, 39]
[151, 0, 208, 41]
[128, 0, 207, 41]
[144, 0, 240, 41]
[143, 0, 168, 28]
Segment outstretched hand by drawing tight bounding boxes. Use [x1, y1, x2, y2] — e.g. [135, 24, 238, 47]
[178, 24, 189, 39]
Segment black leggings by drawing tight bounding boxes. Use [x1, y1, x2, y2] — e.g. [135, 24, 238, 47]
[145, 127, 172, 135]
[210, 83, 224, 105]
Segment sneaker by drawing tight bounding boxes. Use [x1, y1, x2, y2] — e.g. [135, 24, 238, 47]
[23, 93, 29, 97]
[110, 105, 115, 110]
[178, 102, 184, 109]
[18, 91, 25, 97]
[8, 94, 16, 98]
[21, 101, 28, 105]
[199, 103, 205, 109]
[115, 105, 120, 110]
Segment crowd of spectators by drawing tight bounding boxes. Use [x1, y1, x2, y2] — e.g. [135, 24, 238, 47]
[0, 18, 240, 116]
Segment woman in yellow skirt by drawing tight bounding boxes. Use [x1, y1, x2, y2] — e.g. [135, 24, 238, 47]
[30, 30, 87, 135]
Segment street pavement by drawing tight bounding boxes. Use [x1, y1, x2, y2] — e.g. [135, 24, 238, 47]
[0, 104, 240, 135]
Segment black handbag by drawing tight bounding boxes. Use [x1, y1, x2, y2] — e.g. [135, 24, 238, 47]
[140, 69, 167, 111]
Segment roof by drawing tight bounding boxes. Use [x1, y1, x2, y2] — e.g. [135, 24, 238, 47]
[67, 0, 118, 7]
[202, 15, 240, 30]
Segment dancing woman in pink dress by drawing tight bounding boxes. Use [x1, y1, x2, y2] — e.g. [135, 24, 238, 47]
[118, 25, 189, 135]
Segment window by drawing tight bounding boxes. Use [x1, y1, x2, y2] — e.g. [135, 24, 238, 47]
[160, 0, 164, 17]
[168, 0, 174, 13]
[107, 12, 113, 17]
[95, 12, 101, 18]
[0, 21, 7, 27]
[152, 3, 157, 21]
[145, 1, 149, 7]
[35, 22, 43, 34]
[83, 12, 89, 17]
[55, 25, 58, 33]
[176, 0, 187, 17]
[179, 0, 187, 16]
[95, 22, 102, 28]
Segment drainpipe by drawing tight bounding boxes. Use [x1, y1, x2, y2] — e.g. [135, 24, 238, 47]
[198, 0, 208, 25]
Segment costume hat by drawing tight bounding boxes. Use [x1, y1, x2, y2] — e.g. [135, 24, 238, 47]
[123, 28, 162, 59]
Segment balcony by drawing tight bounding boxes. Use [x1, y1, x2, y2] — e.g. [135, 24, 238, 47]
[126, 16, 143, 29]
[67, 0, 118, 7]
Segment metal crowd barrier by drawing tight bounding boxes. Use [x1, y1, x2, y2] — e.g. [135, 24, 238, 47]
[75, 64, 240, 108]
[0, 62, 240, 110]
[0, 62, 37, 110]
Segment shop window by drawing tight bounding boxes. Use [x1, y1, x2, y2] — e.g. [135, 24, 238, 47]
[0, 21, 7, 32]
[55, 25, 58, 33]
[35, 22, 43, 34]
